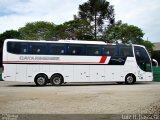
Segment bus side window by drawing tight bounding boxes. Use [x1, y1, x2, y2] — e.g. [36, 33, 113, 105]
[20, 43, 28, 54]
[102, 45, 115, 56]
[72, 50, 76, 54]
[68, 44, 84, 55]
[86, 45, 101, 56]
[49, 44, 65, 55]
[7, 42, 28, 54]
[7, 42, 18, 54]
[94, 50, 99, 55]
[61, 49, 65, 54]
[30, 43, 47, 54]
[119, 46, 133, 57]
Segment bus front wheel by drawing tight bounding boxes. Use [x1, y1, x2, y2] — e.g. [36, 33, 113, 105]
[125, 74, 136, 84]
[50, 74, 63, 86]
[35, 74, 47, 86]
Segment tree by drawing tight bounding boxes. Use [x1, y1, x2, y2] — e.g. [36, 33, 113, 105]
[78, 0, 115, 40]
[102, 20, 154, 52]
[19, 21, 56, 40]
[102, 20, 144, 43]
[139, 40, 154, 54]
[55, 19, 93, 40]
[0, 30, 20, 67]
[0, 30, 20, 48]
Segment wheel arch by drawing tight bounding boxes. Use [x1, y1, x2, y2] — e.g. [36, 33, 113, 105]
[50, 73, 64, 83]
[34, 73, 49, 83]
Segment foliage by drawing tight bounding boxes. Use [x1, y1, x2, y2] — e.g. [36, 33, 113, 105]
[0, 1, 154, 54]
[139, 40, 154, 53]
[0, 30, 20, 66]
[78, 0, 115, 39]
[0, 30, 20, 48]
[102, 20, 154, 52]
[102, 20, 144, 43]
[18, 21, 56, 40]
[55, 19, 93, 40]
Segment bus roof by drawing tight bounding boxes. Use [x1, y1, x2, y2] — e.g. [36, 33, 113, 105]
[4, 39, 145, 47]
[5, 39, 107, 45]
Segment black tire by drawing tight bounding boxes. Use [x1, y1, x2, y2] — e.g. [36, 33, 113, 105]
[50, 74, 63, 86]
[117, 82, 124, 84]
[125, 74, 136, 84]
[35, 74, 47, 86]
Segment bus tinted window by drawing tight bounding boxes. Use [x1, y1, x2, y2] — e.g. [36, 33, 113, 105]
[29, 43, 47, 54]
[86, 45, 101, 56]
[7, 42, 28, 54]
[102, 45, 116, 56]
[49, 44, 65, 55]
[119, 46, 133, 57]
[134, 46, 151, 72]
[68, 44, 84, 55]
[20, 43, 28, 54]
[7, 41, 133, 57]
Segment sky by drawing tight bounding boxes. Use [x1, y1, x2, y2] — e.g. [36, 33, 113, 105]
[0, 0, 160, 42]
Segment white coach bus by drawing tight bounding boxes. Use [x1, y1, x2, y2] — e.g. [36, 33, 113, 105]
[2, 39, 153, 86]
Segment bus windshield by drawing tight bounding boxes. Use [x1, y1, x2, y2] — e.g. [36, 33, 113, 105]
[134, 46, 152, 72]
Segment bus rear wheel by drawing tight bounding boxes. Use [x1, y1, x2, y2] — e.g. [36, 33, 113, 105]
[35, 74, 47, 86]
[50, 74, 63, 86]
[125, 74, 136, 84]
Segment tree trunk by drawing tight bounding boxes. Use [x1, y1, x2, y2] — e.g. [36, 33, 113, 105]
[94, 13, 97, 40]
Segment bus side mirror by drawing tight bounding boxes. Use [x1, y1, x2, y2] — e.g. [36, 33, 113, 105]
[152, 59, 158, 67]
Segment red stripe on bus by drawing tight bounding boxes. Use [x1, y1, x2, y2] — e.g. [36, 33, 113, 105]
[99, 56, 107, 63]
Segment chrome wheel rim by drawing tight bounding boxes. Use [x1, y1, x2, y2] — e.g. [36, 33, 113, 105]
[127, 76, 133, 83]
[37, 77, 45, 85]
[53, 77, 61, 85]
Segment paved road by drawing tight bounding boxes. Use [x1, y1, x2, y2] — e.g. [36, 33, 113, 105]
[0, 81, 160, 117]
